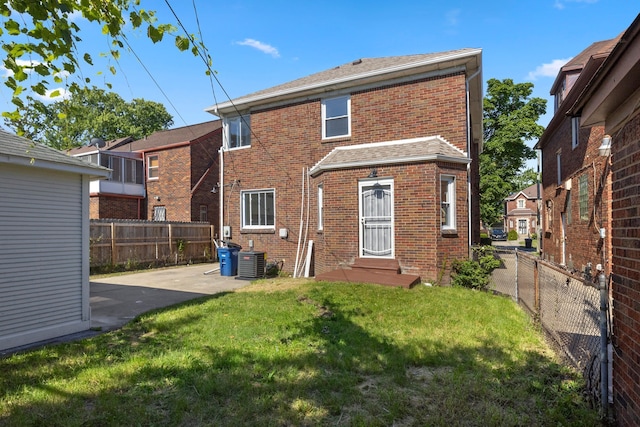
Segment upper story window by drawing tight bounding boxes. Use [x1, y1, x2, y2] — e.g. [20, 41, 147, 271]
[78, 153, 143, 184]
[556, 151, 562, 187]
[571, 116, 580, 149]
[226, 115, 251, 149]
[517, 199, 525, 209]
[440, 175, 456, 230]
[579, 174, 589, 221]
[147, 155, 159, 180]
[322, 95, 350, 139]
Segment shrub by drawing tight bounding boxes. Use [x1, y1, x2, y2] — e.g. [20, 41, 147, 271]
[507, 229, 518, 240]
[451, 246, 501, 290]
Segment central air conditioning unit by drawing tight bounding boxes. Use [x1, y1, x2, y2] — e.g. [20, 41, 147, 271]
[238, 251, 266, 279]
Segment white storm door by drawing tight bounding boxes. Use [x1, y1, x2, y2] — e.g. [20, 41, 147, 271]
[359, 179, 394, 258]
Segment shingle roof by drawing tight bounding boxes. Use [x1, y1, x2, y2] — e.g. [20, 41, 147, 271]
[68, 136, 134, 156]
[506, 183, 540, 201]
[0, 130, 109, 176]
[309, 135, 469, 177]
[210, 48, 482, 113]
[112, 121, 221, 152]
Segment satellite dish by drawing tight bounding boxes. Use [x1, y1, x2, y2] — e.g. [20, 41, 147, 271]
[89, 137, 105, 148]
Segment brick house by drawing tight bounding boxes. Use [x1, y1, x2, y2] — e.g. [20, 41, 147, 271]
[71, 121, 222, 228]
[535, 38, 617, 275]
[569, 14, 640, 426]
[206, 49, 482, 285]
[502, 183, 540, 237]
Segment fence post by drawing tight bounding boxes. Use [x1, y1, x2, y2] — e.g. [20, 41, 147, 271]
[534, 259, 540, 313]
[515, 249, 519, 302]
[110, 222, 117, 266]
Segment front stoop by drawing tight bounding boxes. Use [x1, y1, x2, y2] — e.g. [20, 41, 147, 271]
[315, 258, 420, 288]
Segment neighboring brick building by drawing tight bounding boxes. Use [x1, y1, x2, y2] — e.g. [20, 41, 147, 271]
[570, 14, 640, 426]
[502, 184, 540, 237]
[206, 50, 483, 283]
[535, 38, 616, 275]
[70, 121, 222, 230]
[112, 121, 222, 227]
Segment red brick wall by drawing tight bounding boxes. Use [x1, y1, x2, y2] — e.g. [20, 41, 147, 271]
[540, 119, 611, 274]
[220, 72, 474, 280]
[90, 195, 143, 219]
[146, 145, 193, 222]
[610, 112, 640, 427]
[190, 131, 222, 232]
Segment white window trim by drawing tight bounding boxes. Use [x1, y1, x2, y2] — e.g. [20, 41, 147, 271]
[441, 175, 456, 231]
[147, 155, 159, 181]
[241, 188, 276, 229]
[317, 183, 324, 231]
[517, 199, 525, 209]
[321, 95, 351, 140]
[225, 114, 251, 150]
[571, 116, 580, 149]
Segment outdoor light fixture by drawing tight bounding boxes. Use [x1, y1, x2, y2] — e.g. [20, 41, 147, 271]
[154, 196, 161, 201]
[368, 168, 378, 178]
[599, 135, 612, 157]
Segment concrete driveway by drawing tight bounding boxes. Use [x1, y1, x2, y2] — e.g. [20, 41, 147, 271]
[91, 263, 250, 332]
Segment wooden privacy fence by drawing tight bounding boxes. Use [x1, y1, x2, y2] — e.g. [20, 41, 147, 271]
[90, 220, 216, 268]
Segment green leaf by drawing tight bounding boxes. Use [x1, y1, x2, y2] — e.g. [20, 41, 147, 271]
[147, 25, 162, 43]
[5, 19, 20, 36]
[83, 53, 93, 65]
[49, 89, 61, 98]
[175, 36, 189, 51]
[57, 112, 67, 119]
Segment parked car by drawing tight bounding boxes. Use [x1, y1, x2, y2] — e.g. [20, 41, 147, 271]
[491, 229, 507, 241]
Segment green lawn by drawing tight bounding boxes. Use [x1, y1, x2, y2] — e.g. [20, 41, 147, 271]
[1, 279, 599, 426]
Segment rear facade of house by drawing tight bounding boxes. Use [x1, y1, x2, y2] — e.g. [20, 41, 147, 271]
[207, 50, 482, 283]
[503, 184, 540, 238]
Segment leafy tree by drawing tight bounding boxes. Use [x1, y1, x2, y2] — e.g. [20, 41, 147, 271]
[512, 168, 539, 192]
[5, 87, 173, 150]
[0, 1, 202, 124]
[480, 78, 546, 227]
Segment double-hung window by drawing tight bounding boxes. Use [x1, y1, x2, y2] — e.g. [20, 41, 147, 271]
[147, 155, 159, 180]
[440, 175, 456, 230]
[317, 184, 324, 231]
[227, 115, 251, 149]
[322, 95, 350, 139]
[242, 189, 275, 229]
[517, 199, 525, 209]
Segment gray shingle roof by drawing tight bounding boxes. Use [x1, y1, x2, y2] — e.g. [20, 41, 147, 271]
[309, 135, 469, 176]
[210, 48, 481, 113]
[0, 130, 109, 176]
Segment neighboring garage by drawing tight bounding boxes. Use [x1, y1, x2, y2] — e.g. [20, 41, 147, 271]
[0, 131, 109, 351]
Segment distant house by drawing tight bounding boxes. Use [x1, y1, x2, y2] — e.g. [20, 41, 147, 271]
[0, 130, 109, 352]
[502, 184, 540, 237]
[569, 14, 640, 427]
[206, 49, 483, 285]
[70, 121, 223, 229]
[535, 38, 617, 274]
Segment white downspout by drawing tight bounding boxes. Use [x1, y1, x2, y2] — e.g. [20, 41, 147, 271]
[466, 67, 481, 253]
[219, 146, 224, 241]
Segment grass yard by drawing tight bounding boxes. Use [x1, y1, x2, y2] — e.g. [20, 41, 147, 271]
[1, 279, 599, 426]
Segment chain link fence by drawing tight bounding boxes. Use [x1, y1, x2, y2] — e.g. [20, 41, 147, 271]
[489, 248, 606, 407]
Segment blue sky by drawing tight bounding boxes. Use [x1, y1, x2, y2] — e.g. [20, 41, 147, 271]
[2, 1, 638, 141]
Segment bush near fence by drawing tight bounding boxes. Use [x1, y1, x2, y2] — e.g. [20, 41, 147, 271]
[90, 219, 216, 273]
[489, 247, 607, 410]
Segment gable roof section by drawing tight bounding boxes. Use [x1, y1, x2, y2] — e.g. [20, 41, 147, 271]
[536, 37, 618, 150]
[0, 130, 109, 177]
[112, 120, 221, 153]
[68, 136, 134, 156]
[309, 136, 469, 177]
[568, 14, 640, 132]
[505, 184, 540, 201]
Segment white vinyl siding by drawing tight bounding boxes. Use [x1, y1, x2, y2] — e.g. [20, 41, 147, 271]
[0, 164, 90, 350]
